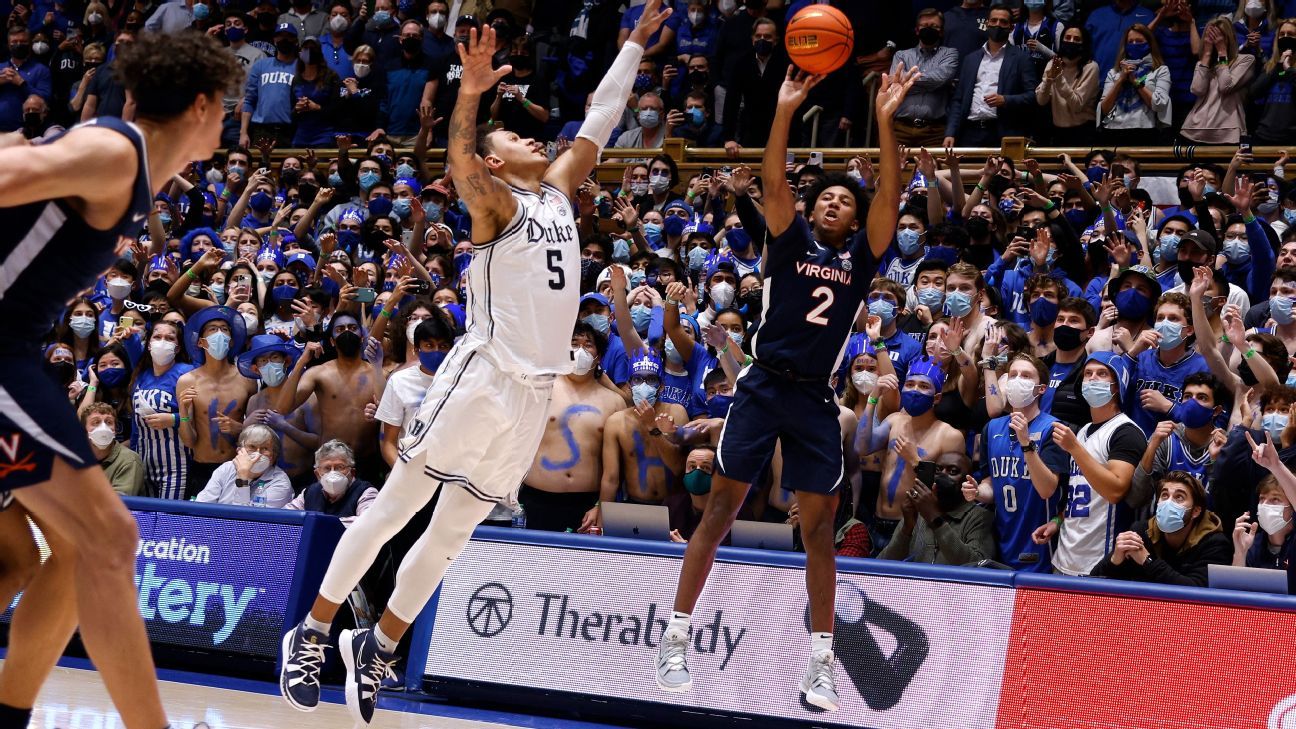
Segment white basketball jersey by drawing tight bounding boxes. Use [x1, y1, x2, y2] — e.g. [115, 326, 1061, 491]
[462, 182, 580, 375]
[1053, 413, 1134, 576]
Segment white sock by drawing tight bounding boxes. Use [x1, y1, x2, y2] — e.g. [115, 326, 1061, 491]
[810, 632, 834, 656]
[373, 625, 399, 655]
[668, 611, 691, 633]
[303, 614, 330, 635]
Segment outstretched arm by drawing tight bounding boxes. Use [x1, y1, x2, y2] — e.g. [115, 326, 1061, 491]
[762, 68, 822, 238]
[545, 0, 671, 199]
[867, 65, 921, 260]
[448, 26, 518, 243]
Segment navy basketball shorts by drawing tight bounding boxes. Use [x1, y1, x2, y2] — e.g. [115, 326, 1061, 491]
[715, 365, 845, 494]
[0, 356, 99, 495]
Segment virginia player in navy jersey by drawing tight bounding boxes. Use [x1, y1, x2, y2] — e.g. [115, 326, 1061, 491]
[0, 33, 242, 729]
[654, 64, 921, 710]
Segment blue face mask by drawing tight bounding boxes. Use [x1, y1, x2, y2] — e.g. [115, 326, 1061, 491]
[1171, 397, 1214, 429]
[1155, 499, 1188, 533]
[900, 388, 935, 416]
[728, 330, 744, 347]
[454, 252, 473, 274]
[249, 191, 272, 214]
[260, 361, 287, 387]
[686, 107, 705, 126]
[633, 73, 653, 92]
[1085, 165, 1107, 185]
[159, 212, 173, 227]
[1154, 319, 1184, 350]
[1273, 296, 1296, 325]
[418, 349, 447, 372]
[272, 284, 298, 305]
[1114, 288, 1152, 320]
[392, 198, 412, 219]
[688, 246, 709, 270]
[328, 172, 343, 187]
[368, 196, 393, 218]
[225, 26, 246, 42]
[204, 331, 231, 360]
[664, 338, 682, 363]
[1222, 237, 1251, 265]
[1082, 380, 1114, 407]
[1264, 412, 1290, 439]
[663, 215, 686, 237]
[727, 228, 752, 253]
[1203, 183, 1217, 196]
[582, 313, 611, 335]
[998, 196, 1020, 218]
[707, 394, 733, 419]
[643, 223, 663, 249]
[423, 201, 443, 222]
[395, 163, 416, 179]
[192, 2, 209, 19]
[337, 229, 361, 251]
[97, 366, 128, 387]
[1064, 209, 1091, 231]
[632, 382, 657, 406]
[373, 9, 391, 24]
[630, 270, 647, 289]
[945, 290, 973, 317]
[1157, 234, 1180, 265]
[612, 238, 631, 261]
[1029, 297, 1059, 328]
[1125, 41, 1149, 60]
[320, 277, 340, 297]
[631, 304, 652, 332]
[917, 287, 944, 309]
[867, 298, 896, 325]
[359, 170, 381, 191]
[896, 228, 923, 256]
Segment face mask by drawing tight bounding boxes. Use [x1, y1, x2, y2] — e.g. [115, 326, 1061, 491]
[394, 163, 417, 180]
[687, 246, 709, 271]
[685, 107, 706, 126]
[392, 198, 412, 219]
[1081, 380, 1114, 407]
[97, 366, 128, 387]
[852, 370, 877, 394]
[373, 9, 391, 24]
[418, 349, 447, 372]
[209, 283, 226, 302]
[427, 11, 446, 29]
[634, 73, 654, 92]
[1125, 41, 1149, 61]
[632, 382, 657, 406]
[868, 299, 896, 326]
[226, 26, 247, 42]
[629, 180, 650, 197]
[1059, 40, 1083, 58]
[89, 423, 116, 448]
[247, 452, 272, 475]
[1114, 288, 1151, 320]
[1274, 296, 1296, 325]
[192, 2, 210, 19]
[631, 304, 652, 332]
[711, 281, 735, 310]
[1029, 297, 1059, 328]
[359, 170, 381, 191]
[335, 330, 362, 358]
[242, 312, 260, 333]
[31, 41, 49, 56]
[1052, 324, 1083, 351]
[1157, 234, 1180, 265]
[353, 62, 371, 78]
[277, 39, 300, 57]
[663, 215, 687, 238]
[718, 0, 736, 13]
[944, 290, 973, 317]
[648, 172, 670, 193]
[107, 279, 133, 300]
[1223, 238, 1251, 265]
[88, 12, 104, 23]
[1245, 0, 1267, 16]
[1060, 209, 1089, 233]
[1024, 0, 1046, 8]
[754, 38, 774, 55]
[683, 469, 713, 495]
[259, 361, 287, 387]
[70, 314, 96, 338]
[572, 347, 596, 375]
[688, 70, 708, 86]
[150, 340, 177, 366]
[1263, 412, 1289, 440]
[272, 284, 298, 305]
[321, 470, 351, 496]
[1155, 499, 1188, 533]
[629, 269, 648, 289]
[689, 10, 707, 25]
[847, 169, 864, 182]
[895, 228, 923, 256]
[1259, 503, 1292, 534]
[986, 25, 1010, 43]
[917, 287, 945, 309]
[1278, 37, 1296, 55]
[583, 314, 611, 335]
[965, 217, 991, 240]
[205, 167, 225, 185]
[917, 26, 941, 46]
[205, 331, 231, 360]
[1171, 397, 1213, 429]
[1154, 319, 1184, 350]
[400, 36, 421, 54]
[727, 228, 752, 253]
[249, 191, 273, 214]
[900, 389, 935, 416]
[326, 13, 349, 32]
[1004, 376, 1040, 408]
[728, 330, 744, 347]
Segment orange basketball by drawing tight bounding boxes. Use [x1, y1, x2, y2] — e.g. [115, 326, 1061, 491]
[785, 5, 854, 75]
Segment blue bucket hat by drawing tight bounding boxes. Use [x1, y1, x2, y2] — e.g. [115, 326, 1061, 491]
[185, 305, 248, 364]
[236, 334, 299, 379]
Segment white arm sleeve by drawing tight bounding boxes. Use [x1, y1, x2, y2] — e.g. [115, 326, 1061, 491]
[576, 40, 645, 152]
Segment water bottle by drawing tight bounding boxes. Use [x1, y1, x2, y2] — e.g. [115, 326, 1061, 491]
[250, 481, 269, 508]
[511, 505, 526, 529]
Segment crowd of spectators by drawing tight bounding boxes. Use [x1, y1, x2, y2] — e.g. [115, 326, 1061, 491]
[12, 0, 1296, 595]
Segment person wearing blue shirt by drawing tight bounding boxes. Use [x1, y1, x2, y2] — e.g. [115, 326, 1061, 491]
[380, 20, 432, 140]
[1218, 209, 1278, 306]
[1124, 291, 1210, 436]
[1085, 0, 1154, 74]
[881, 209, 928, 288]
[581, 293, 630, 386]
[1, 27, 53, 131]
[675, 0, 720, 60]
[240, 24, 299, 147]
[843, 278, 923, 387]
[319, 1, 356, 81]
[619, 0, 683, 58]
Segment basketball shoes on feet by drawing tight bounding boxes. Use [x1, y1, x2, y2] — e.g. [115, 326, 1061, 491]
[339, 628, 400, 725]
[800, 650, 840, 711]
[279, 623, 329, 711]
[655, 626, 692, 692]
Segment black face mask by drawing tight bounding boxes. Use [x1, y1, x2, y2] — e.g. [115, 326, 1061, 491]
[280, 169, 300, 189]
[1278, 37, 1296, 55]
[1177, 185, 1195, 209]
[966, 216, 991, 239]
[753, 38, 774, 56]
[987, 174, 1011, 198]
[22, 111, 42, 129]
[400, 36, 421, 54]
[987, 26, 1010, 43]
[742, 290, 763, 317]
[1177, 260, 1200, 284]
[934, 473, 966, 512]
[917, 26, 942, 46]
[688, 69, 708, 85]
[44, 360, 76, 387]
[334, 330, 362, 358]
[1052, 324, 1083, 351]
[509, 54, 533, 70]
[276, 38, 300, 56]
[9, 43, 31, 60]
[1058, 40, 1083, 59]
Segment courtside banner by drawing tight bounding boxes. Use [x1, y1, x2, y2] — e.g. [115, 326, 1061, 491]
[424, 540, 1014, 727]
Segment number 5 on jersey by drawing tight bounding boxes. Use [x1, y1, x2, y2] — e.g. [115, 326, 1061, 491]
[547, 249, 565, 290]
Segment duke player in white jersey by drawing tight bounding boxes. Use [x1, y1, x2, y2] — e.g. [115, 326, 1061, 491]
[279, 4, 674, 725]
[0, 34, 242, 729]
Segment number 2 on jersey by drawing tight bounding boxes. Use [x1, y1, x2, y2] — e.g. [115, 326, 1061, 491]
[805, 286, 833, 326]
[546, 249, 565, 290]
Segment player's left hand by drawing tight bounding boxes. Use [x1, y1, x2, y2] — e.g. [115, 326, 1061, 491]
[776, 67, 824, 110]
[875, 63, 922, 122]
[628, 0, 672, 47]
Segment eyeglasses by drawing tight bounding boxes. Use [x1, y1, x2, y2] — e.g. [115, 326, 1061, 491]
[123, 300, 154, 313]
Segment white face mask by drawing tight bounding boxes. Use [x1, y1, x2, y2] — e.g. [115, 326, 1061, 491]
[149, 339, 177, 366]
[89, 423, 115, 448]
[406, 318, 423, 343]
[353, 62, 371, 78]
[1245, 0, 1266, 17]
[247, 451, 272, 475]
[1258, 503, 1292, 534]
[572, 347, 595, 375]
[427, 11, 446, 29]
[710, 281, 735, 310]
[1003, 376, 1040, 408]
[320, 469, 351, 496]
[329, 13, 349, 32]
[242, 312, 260, 334]
[852, 370, 877, 394]
[718, 0, 736, 13]
[106, 278, 132, 300]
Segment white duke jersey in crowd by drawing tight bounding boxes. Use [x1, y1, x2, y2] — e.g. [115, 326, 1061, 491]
[461, 182, 580, 375]
[1053, 413, 1138, 576]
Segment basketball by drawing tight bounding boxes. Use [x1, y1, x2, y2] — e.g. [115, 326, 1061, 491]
[785, 5, 854, 75]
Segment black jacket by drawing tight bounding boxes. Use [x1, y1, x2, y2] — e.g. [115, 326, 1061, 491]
[1090, 516, 1233, 587]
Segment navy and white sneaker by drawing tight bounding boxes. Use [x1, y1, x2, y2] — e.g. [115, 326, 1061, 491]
[339, 628, 400, 725]
[279, 622, 329, 712]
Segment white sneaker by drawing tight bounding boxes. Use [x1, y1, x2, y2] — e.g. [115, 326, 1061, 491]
[800, 650, 840, 711]
[655, 626, 693, 692]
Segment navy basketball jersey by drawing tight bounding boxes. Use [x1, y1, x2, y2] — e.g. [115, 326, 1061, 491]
[751, 216, 877, 378]
[0, 117, 152, 356]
